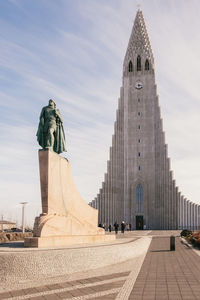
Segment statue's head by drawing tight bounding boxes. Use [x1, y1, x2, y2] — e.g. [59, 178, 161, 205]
[48, 99, 56, 108]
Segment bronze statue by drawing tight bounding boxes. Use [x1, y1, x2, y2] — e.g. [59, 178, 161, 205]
[36, 99, 67, 154]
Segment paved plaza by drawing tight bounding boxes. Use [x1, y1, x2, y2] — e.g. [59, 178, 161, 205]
[0, 231, 200, 300]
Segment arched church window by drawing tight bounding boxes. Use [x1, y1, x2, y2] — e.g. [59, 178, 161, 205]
[128, 60, 133, 72]
[145, 59, 150, 70]
[137, 55, 141, 71]
[136, 184, 144, 213]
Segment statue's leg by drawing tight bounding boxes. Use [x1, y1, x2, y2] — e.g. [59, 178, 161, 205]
[46, 127, 55, 150]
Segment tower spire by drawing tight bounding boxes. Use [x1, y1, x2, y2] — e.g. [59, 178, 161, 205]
[124, 9, 154, 69]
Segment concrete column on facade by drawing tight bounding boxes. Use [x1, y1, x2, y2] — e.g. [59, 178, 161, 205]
[192, 203, 195, 231]
[182, 196, 185, 229]
[170, 171, 174, 229]
[113, 131, 117, 223]
[110, 148, 113, 225]
[198, 205, 200, 230]
[166, 158, 170, 229]
[116, 109, 120, 223]
[182, 198, 185, 228]
[177, 192, 181, 229]
[188, 200, 192, 229]
[179, 196, 181, 229]
[175, 186, 178, 229]
[185, 199, 189, 229]
[172, 180, 175, 229]
[107, 160, 111, 227]
[99, 188, 103, 225]
[161, 132, 165, 229]
[111, 136, 115, 223]
[195, 204, 198, 230]
[104, 173, 108, 227]
[163, 145, 167, 229]
[97, 194, 100, 225]
[101, 182, 105, 224]
[186, 198, 189, 229]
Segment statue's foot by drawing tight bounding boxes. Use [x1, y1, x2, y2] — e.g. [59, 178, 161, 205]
[45, 146, 53, 152]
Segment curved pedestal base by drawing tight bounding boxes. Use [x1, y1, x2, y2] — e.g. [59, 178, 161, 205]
[25, 234, 115, 248]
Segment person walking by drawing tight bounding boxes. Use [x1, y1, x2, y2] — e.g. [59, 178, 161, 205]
[114, 221, 119, 234]
[121, 221, 125, 233]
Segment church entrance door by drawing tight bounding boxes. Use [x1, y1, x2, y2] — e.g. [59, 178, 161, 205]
[136, 216, 143, 230]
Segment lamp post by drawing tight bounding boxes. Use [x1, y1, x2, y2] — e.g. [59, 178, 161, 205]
[1, 215, 3, 232]
[20, 202, 28, 233]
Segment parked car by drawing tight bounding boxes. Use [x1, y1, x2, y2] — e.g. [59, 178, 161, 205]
[11, 228, 22, 232]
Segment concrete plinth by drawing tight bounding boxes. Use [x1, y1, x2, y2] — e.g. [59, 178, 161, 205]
[25, 150, 115, 247]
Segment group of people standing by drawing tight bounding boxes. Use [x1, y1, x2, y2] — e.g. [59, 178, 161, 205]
[99, 221, 132, 234]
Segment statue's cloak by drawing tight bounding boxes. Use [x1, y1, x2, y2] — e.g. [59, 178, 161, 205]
[54, 122, 67, 154]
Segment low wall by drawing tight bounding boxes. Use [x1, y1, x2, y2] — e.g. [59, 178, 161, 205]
[0, 237, 151, 284]
[0, 232, 32, 243]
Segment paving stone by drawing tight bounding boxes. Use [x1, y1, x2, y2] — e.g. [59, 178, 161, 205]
[10, 289, 25, 297]
[44, 295, 61, 300]
[94, 293, 117, 299]
[31, 296, 45, 300]
[0, 292, 12, 299]
[55, 290, 74, 299]
[23, 287, 40, 294]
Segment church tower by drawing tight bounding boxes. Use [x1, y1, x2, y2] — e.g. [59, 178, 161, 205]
[89, 9, 200, 230]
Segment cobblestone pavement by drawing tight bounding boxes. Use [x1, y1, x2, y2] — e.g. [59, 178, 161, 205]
[0, 231, 199, 300]
[129, 235, 200, 300]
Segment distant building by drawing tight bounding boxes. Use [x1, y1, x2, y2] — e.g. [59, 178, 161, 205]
[89, 9, 200, 230]
[0, 220, 16, 232]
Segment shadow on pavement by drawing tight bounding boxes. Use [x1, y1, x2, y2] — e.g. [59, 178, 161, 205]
[151, 249, 171, 252]
[0, 242, 24, 248]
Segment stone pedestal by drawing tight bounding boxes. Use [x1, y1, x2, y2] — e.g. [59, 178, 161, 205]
[25, 150, 115, 247]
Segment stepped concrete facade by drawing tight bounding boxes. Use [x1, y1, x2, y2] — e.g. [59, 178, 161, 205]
[89, 10, 200, 230]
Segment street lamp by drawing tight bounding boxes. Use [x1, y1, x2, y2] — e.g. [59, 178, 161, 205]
[20, 202, 28, 233]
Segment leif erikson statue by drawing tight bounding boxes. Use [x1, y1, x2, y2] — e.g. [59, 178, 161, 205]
[36, 99, 67, 154]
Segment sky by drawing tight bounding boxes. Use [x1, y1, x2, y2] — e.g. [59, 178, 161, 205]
[0, 0, 200, 227]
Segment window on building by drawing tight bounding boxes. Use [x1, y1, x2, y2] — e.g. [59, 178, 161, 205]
[145, 59, 150, 70]
[138, 152, 141, 157]
[138, 139, 141, 143]
[136, 184, 144, 213]
[138, 165, 141, 171]
[138, 125, 141, 129]
[128, 60, 133, 72]
[138, 98, 140, 102]
[137, 55, 141, 71]
[138, 112, 141, 116]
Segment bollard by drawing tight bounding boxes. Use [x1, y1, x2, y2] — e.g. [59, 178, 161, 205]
[170, 235, 175, 251]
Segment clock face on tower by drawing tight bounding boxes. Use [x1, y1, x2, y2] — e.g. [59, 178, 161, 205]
[135, 81, 143, 89]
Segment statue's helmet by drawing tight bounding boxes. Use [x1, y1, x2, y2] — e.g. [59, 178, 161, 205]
[49, 99, 56, 108]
